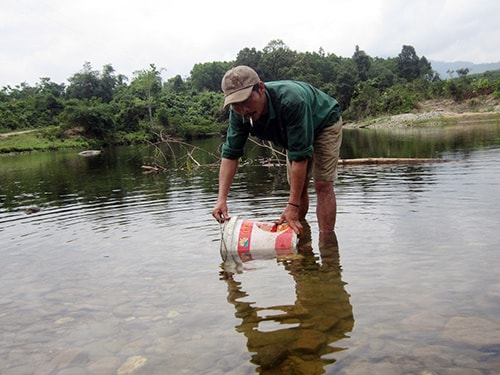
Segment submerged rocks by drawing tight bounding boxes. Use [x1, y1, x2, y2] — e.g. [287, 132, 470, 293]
[25, 206, 41, 214]
[117, 355, 148, 375]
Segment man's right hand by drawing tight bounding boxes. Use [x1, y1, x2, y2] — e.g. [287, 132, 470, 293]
[276, 204, 303, 237]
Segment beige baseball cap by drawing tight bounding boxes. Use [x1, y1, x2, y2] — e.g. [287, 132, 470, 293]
[221, 65, 260, 107]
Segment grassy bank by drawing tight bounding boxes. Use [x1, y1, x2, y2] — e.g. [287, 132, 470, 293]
[0, 127, 155, 154]
[0, 129, 91, 153]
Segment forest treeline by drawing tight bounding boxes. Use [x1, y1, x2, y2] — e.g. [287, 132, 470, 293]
[1, 40, 499, 146]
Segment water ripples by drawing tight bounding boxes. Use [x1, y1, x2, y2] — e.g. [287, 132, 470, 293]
[0, 176, 216, 246]
[1, 144, 500, 374]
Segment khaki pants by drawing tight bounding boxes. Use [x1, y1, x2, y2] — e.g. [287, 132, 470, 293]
[287, 117, 343, 183]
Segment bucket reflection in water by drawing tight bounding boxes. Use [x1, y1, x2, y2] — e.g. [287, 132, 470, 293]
[220, 216, 298, 267]
[220, 229, 354, 372]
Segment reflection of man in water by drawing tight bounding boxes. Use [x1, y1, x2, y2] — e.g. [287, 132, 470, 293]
[221, 226, 354, 373]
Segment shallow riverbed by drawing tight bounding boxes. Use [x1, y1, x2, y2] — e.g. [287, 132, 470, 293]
[1, 123, 499, 374]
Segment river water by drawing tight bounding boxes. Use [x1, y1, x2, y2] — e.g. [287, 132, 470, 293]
[0, 122, 499, 374]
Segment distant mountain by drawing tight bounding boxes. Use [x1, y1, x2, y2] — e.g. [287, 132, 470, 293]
[430, 60, 500, 79]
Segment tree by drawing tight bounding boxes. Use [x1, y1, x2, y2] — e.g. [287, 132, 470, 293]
[288, 51, 338, 89]
[38, 77, 66, 97]
[397, 45, 421, 82]
[334, 58, 359, 110]
[59, 98, 115, 139]
[456, 68, 470, 78]
[352, 45, 371, 81]
[165, 75, 186, 94]
[369, 57, 398, 89]
[111, 86, 143, 133]
[99, 64, 122, 102]
[259, 40, 297, 81]
[66, 62, 102, 100]
[347, 82, 380, 120]
[190, 62, 232, 92]
[130, 64, 163, 130]
[34, 78, 65, 126]
[235, 47, 262, 70]
[66, 62, 121, 102]
[418, 56, 434, 81]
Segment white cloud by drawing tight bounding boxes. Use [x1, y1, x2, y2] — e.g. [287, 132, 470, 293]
[366, 0, 500, 61]
[0, 0, 499, 87]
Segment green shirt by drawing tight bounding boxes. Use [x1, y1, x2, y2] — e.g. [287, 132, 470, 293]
[221, 80, 341, 161]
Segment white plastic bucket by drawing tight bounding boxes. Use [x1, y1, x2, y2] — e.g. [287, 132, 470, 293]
[220, 216, 298, 263]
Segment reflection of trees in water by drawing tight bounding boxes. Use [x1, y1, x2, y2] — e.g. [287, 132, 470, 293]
[220, 226, 354, 374]
[342, 125, 500, 160]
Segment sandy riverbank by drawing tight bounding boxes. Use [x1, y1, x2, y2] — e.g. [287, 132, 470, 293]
[344, 96, 500, 129]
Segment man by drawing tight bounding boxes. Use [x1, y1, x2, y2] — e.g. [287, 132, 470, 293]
[212, 65, 342, 237]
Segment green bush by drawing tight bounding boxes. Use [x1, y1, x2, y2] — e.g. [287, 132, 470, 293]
[493, 79, 500, 99]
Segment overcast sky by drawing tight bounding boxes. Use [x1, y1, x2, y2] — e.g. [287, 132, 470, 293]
[1, 0, 499, 87]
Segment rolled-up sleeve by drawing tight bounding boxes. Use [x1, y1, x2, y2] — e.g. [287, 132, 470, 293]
[221, 112, 249, 159]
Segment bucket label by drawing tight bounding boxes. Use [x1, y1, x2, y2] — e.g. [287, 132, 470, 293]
[227, 218, 297, 263]
[275, 228, 295, 255]
[237, 220, 254, 262]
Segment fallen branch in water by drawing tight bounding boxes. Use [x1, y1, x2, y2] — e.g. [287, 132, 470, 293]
[142, 130, 221, 172]
[247, 138, 286, 166]
[339, 157, 454, 165]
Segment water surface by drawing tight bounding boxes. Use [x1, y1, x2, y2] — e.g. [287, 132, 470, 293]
[0, 122, 499, 374]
